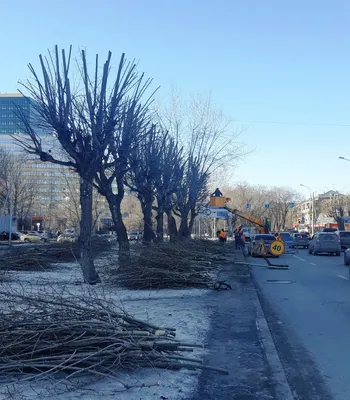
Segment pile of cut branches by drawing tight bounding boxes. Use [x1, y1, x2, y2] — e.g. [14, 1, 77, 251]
[0, 236, 114, 271]
[0, 290, 227, 382]
[118, 240, 230, 289]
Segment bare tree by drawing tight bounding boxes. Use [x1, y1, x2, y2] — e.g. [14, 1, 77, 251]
[0, 150, 38, 228]
[153, 136, 184, 241]
[15, 46, 154, 282]
[160, 92, 245, 238]
[125, 124, 166, 243]
[319, 194, 350, 229]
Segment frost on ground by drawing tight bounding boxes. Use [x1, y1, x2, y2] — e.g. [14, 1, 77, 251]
[0, 259, 211, 400]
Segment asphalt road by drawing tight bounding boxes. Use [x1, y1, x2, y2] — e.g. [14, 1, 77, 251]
[251, 248, 350, 400]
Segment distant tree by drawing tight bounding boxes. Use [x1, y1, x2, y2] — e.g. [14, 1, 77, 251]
[319, 194, 350, 229]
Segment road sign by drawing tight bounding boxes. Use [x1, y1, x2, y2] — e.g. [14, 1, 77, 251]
[246, 203, 251, 209]
[289, 202, 295, 208]
[198, 207, 228, 219]
[270, 240, 285, 256]
[264, 203, 270, 209]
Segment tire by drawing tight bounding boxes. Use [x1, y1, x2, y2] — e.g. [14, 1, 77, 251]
[308, 248, 312, 254]
[24, 238, 30, 243]
[336, 252, 341, 256]
[345, 257, 350, 266]
[40, 238, 46, 243]
[313, 250, 318, 255]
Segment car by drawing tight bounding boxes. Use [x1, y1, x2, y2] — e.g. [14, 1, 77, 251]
[248, 234, 277, 257]
[308, 232, 341, 255]
[20, 231, 48, 243]
[339, 231, 350, 251]
[322, 228, 338, 233]
[0, 231, 20, 241]
[292, 233, 309, 248]
[57, 233, 78, 243]
[241, 227, 258, 243]
[278, 232, 293, 249]
[344, 248, 350, 265]
[128, 231, 141, 241]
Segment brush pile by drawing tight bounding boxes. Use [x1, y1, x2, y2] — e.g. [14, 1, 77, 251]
[118, 240, 232, 289]
[0, 290, 227, 381]
[0, 236, 114, 271]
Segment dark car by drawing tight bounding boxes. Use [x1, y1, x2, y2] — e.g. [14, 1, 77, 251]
[278, 232, 293, 249]
[339, 231, 350, 251]
[248, 234, 277, 257]
[0, 231, 20, 241]
[308, 232, 341, 256]
[292, 233, 309, 249]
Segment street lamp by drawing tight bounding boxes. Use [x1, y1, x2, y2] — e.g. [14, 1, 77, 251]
[339, 156, 350, 162]
[300, 184, 315, 235]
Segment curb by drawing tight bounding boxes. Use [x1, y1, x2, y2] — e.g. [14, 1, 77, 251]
[245, 253, 294, 400]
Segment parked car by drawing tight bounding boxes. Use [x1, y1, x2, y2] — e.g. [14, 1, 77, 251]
[20, 231, 48, 243]
[292, 233, 309, 248]
[57, 233, 77, 243]
[339, 231, 350, 251]
[344, 248, 350, 265]
[278, 232, 293, 249]
[248, 234, 277, 257]
[308, 232, 341, 255]
[0, 231, 20, 241]
[128, 231, 141, 241]
[241, 227, 258, 243]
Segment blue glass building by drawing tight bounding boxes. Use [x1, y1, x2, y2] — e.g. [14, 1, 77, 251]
[0, 93, 31, 134]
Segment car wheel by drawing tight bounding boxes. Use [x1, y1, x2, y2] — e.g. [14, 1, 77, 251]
[308, 248, 312, 254]
[40, 238, 46, 243]
[345, 257, 350, 266]
[24, 238, 30, 242]
[313, 250, 318, 255]
[336, 252, 341, 256]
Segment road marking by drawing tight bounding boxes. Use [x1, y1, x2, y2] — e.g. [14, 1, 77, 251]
[293, 255, 306, 262]
[310, 262, 317, 266]
[337, 275, 349, 280]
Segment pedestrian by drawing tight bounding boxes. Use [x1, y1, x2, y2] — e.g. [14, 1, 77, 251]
[234, 228, 240, 249]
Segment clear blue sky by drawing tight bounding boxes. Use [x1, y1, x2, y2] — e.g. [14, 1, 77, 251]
[1, 0, 350, 199]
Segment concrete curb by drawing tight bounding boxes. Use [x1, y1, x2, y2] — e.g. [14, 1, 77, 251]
[250, 268, 295, 399]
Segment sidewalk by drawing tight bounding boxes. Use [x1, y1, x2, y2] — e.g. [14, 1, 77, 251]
[190, 247, 289, 400]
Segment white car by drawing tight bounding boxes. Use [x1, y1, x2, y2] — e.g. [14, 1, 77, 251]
[57, 233, 77, 243]
[20, 231, 48, 243]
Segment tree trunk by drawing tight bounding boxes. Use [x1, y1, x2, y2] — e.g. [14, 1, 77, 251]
[188, 208, 196, 235]
[107, 192, 130, 267]
[155, 211, 164, 242]
[179, 216, 189, 238]
[141, 197, 155, 243]
[79, 178, 101, 285]
[166, 210, 178, 240]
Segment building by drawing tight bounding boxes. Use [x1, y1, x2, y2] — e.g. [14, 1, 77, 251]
[294, 190, 350, 231]
[0, 93, 110, 231]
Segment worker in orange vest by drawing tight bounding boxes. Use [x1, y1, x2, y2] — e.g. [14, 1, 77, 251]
[218, 229, 227, 243]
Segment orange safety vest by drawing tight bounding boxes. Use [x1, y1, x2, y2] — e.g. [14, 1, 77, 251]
[219, 231, 227, 239]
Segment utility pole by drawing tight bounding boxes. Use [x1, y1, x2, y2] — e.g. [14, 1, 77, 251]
[311, 192, 315, 236]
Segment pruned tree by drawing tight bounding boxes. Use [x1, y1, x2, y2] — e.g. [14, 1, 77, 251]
[125, 124, 166, 243]
[15, 45, 154, 283]
[160, 91, 245, 238]
[153, 136, 184, 241]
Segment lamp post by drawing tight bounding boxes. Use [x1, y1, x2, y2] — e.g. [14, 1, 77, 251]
[300, 184, 314, 235]
[339, 156, 350, 162]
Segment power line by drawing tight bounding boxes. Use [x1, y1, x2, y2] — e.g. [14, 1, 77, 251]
[234, 119, 350, 127]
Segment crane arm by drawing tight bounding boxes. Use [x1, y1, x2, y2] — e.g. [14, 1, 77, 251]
[224, 206, 266, 229]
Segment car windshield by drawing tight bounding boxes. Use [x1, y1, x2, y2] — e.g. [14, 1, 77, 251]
[339, 232, 350, 237]
[279, 233, 291, 239]
[255, 235, 275, 241]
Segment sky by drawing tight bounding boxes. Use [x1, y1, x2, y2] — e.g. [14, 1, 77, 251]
[1, 0, 350, 200]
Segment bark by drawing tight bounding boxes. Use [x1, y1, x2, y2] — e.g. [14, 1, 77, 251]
[166, 210, 178, 240]
[79, 178, 101, 285]
[178, 215, 190, 238]
[188, 208, 196, 235]
[155, 211, 164, 242]
[141, 196, 155, 243]
[106, 190, 130, 267]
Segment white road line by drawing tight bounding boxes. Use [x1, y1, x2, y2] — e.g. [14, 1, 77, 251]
[310, 262, 317, 266]
[293, 255, 306, 262]
[337, 275, 349, 280]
